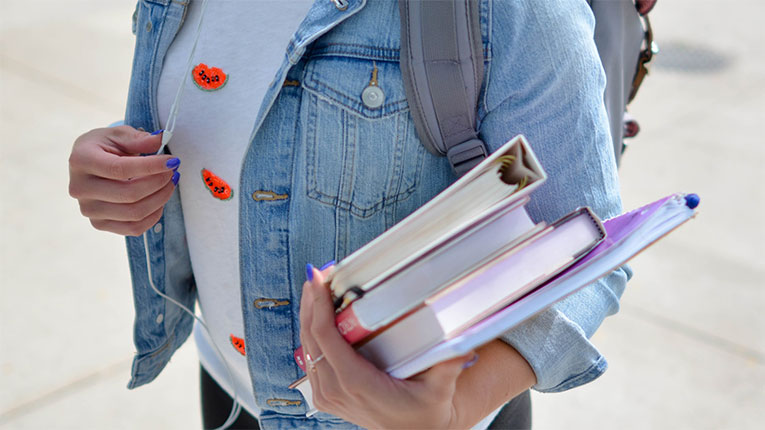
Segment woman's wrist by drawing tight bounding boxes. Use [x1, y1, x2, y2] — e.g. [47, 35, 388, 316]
[450, 340, 536, 428]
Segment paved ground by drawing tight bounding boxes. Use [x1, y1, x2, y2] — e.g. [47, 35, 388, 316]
[1, 1, 763, 429]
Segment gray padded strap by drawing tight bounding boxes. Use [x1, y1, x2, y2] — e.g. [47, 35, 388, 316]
[399, 0, 487, 176]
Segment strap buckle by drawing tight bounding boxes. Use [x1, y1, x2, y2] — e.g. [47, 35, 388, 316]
[446, 138, 488, 177]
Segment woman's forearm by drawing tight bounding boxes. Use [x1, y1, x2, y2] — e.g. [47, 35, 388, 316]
[452, 340, 536, 428]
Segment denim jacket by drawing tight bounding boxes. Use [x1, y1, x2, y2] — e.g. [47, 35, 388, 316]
[124, 0, 630, 428]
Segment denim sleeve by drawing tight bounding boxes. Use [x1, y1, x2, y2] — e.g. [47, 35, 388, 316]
[478, 0, 631, 392]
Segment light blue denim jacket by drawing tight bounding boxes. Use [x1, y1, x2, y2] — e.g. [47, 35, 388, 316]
[124, 0, 631, 428]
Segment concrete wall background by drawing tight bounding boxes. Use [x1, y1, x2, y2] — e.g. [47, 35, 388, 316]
[1, 1, 763, 428]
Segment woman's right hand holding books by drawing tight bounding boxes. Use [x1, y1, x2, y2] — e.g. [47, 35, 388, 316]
[300, 264, 507, 429]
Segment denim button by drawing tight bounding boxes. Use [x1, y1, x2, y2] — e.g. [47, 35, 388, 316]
[252, 190, 289, 201]
[266, 398, 302, 407]
[253, 298, 290, 309]
[331, 0, 349, 11]
[155, 314, 164, 324]
[153, 223, 163, 234]
[361, 85, 384, 109]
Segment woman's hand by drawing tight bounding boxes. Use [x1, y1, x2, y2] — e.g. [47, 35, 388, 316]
[299, 264, 476, 429]
[68, 126, 180, 236]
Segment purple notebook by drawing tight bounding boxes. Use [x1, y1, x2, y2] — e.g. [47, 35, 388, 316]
[558, 194, 674, 274]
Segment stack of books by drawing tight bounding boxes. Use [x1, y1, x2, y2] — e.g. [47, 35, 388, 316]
[290, 135, 699, 410]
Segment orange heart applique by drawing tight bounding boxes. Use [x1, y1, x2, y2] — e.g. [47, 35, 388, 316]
[192, 63, 228, 91]
[201, 168, 233, 201]
[230, 334, 246, 356]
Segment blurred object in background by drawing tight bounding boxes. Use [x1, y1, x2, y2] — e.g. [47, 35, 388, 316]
[636, 0, 658, 15]
[623, 112, 641, 139]
[591, 0, 656, 166]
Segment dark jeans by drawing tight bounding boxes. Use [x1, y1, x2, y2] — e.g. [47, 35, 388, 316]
[200, 366, 531, 430]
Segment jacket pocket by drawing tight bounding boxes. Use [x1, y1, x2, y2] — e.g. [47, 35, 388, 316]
[300, 55, 425, 219]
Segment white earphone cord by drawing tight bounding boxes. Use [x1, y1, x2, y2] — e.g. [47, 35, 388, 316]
[157, 0, 208, 155]
[142, 234, 242, 429]
[147, 0, 242, 428]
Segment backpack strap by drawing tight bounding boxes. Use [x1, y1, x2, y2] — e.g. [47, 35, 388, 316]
[399, 0, 488, 177]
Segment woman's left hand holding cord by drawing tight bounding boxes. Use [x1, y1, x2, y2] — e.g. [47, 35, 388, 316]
[299, 265, 475, 429]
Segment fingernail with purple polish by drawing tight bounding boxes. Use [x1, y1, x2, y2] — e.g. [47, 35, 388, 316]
[151, 129, 165, 135]
[462, 353, 479, 369]
[166, 158, 181, 169]
[320, 260, 336, 271]
[306, 263, 315, 281]
[172, 171, 180, 186]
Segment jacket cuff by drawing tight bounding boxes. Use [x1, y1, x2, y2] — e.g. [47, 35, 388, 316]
[499, 303, 606, 392]
[499, 267, 630, 392]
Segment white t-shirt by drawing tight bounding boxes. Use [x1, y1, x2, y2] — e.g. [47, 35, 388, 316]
[156, 0, 313, 418]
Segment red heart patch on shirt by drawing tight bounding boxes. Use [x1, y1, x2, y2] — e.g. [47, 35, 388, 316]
[192, 63, 228, 91]
[230, 334, 246, 356]
[201, 168, 233, 201]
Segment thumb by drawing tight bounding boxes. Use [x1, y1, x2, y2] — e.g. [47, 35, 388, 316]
[410, 353, 476, 389]
[109, 126, 164, 156]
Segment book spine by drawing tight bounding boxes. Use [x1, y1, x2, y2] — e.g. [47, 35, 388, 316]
[356, 306, 444, 369]
[335, 306, 372, 344]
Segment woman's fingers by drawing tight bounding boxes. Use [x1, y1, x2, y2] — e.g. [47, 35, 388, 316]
[70, 170, 175, 204]
[409, 353, 474, 398]
[298, 262, 468, 427]
[300, 265, 346, 413]
[107, 125, 163, 154]
[307, 269, 379, 387]
[69, 126, 181, 236]
[70, 127, 176, 180]
[75, 148, 177, 181]
[90, 206, 165, 237]
[299, 267, 319, 362]
[79, 178, 177, 222]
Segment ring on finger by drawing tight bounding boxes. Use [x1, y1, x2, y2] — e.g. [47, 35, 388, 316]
[306, 352, 325, 373]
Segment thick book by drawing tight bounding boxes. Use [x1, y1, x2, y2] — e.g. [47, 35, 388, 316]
[335, 196, 543, 344]
[354, 207, 606, 370]
[328, 136, 547, 306]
